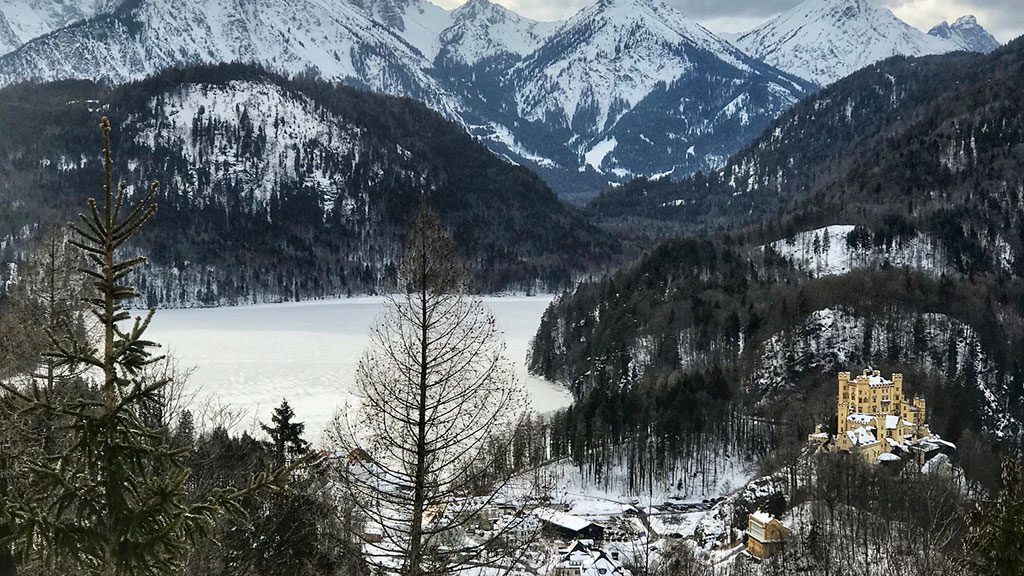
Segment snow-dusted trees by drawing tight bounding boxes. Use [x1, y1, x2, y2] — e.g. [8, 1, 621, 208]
[334, 203, 532, 576]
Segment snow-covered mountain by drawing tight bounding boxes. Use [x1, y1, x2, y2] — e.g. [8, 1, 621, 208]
[513, 0, 750, 135]
[0, 0, 464, 116]
[0, 0, 115, 55]
[438, 0, 555, 67]
[928, 15, 1000, 54]
[495, 0, 811, 185]
[735, 0, 964, 86]
[0, 0, 814, 198]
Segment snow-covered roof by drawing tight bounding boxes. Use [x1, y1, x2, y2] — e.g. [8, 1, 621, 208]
[922, 453, 951, 475]
[885, 415, 900, 429]
[928, 437, 957, 449]
[885, 437, 907, 450]
[847, 426, 877, 446]
[534, 508, 597, 532]
[750, 511, 774, 525]
[877, 453, 901, 462]
[848, 413, 875, 425]
[868, 375, 892, 387]
[554, 539, 630, 576]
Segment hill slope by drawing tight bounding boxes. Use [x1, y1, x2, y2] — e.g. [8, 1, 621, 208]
[0, 64, 618, 306]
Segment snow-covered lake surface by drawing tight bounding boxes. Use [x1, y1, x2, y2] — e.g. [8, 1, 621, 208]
[142, 296, 572, 443]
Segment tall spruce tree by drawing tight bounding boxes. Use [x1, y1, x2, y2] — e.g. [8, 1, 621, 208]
[0, 118, 287, 576]
[959, 457, 1024, 575]
[262, 399, 310, 467]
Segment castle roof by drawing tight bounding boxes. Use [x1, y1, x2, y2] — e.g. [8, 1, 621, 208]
[847, 426, 878, 446]
[848, 413, 875, 425]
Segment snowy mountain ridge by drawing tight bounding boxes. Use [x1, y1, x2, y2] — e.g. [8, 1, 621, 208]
[735, 0, 977, 86]
[492, 0, 812, 188]
[133, 80, 369, 212]
[511, 0, 748, 132]
[0, 0, 1001, 199]
[0, 0, 811, 199]
[0, 0, 465, 117]
[0, 0, 115, 54]
[928, 15, 1001, 54]
[438, 0, 556, 66]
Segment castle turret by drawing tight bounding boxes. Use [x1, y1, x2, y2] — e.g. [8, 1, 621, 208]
[837, 372, 852, 431]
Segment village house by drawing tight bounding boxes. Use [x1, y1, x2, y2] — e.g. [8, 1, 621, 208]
[551, 539, 632, 576]
[534, 508, 606, 543]
[745, 511, 790, 560]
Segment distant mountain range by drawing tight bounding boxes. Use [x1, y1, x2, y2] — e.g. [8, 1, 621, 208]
[0, 0, 1001, 199]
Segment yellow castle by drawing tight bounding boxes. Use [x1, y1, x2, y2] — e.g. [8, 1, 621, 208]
[811, 368, 938, 463]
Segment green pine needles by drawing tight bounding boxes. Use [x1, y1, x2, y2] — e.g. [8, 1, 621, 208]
[1, 118, 290, 576]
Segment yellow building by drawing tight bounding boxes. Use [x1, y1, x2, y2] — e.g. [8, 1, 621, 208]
[830, 369, 933, 462]
[746, 511, 791, 559]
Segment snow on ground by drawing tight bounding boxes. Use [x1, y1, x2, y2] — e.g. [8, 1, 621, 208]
[139, 295, 571, 442]
[584, 137, 617, 173]
[763, 225, 949, 277]
[540, 454, 758, 537]
[136, 80, 363, 206]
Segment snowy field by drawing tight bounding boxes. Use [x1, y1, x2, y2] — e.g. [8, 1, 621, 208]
[140, 296, 572, 442]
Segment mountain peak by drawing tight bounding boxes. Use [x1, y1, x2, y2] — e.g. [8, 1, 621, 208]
[928, 14, 1000, 53]
[736, 0, 958, 86]
[438, 0, 553, 66]
[954, 14, 978, 27]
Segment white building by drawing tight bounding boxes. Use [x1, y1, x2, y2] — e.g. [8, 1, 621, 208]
[551, 540, 632, 576]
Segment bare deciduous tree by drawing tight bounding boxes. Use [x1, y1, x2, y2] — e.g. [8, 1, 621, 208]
[333, 202, 534, 576]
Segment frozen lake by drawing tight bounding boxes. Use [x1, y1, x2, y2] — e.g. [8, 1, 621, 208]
[142, 296, 571, 443]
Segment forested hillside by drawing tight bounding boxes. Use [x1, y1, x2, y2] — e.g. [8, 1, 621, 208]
[0, 64, 619, 306]
[530, 238, 1024, 490]
[531, 39, 1024, 488]
[589, 37, 1024, 278]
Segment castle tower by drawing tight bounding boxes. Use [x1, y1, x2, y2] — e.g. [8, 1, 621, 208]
[837, 372, 852, 434]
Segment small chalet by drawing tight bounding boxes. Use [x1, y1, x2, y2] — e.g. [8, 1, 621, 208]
[534, 508, 605, 542]
[746, 511, 790, 560]
[552, 540, 631, 576]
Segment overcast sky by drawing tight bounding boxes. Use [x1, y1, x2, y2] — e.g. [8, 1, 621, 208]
[432, 0, 1023, 43]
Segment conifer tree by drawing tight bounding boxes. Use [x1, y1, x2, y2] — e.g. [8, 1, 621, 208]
[0, 118, 288, 576]
[261, 399, 310, 467]
[334, 201, 534, 576]
[959, 457, 1024, 575]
